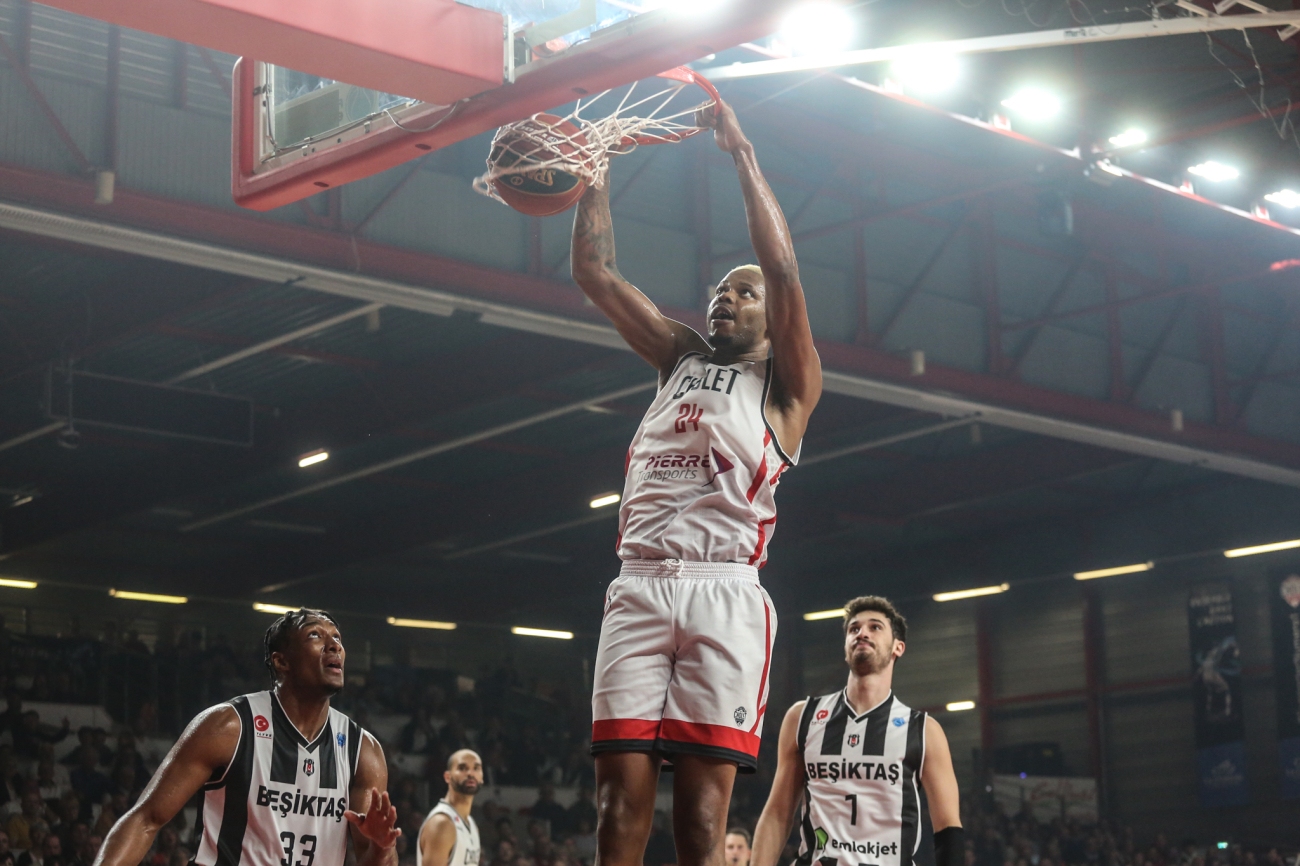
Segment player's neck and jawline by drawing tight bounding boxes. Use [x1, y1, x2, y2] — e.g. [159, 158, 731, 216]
[842, 667, 894, 718]
[442, 790, 474, 822]
[273, 683, 334, 743]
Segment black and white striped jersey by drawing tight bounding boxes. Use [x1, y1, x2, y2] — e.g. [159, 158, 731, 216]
[795, 691, 926, 866]
[192, 691, 363, 866]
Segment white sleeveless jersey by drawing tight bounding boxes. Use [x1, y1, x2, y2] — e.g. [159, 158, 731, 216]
[618, 353, 798, 565]
[795, 691, 927, 866]
[416, 802, 480, 866]
[192, 691, 362, 866]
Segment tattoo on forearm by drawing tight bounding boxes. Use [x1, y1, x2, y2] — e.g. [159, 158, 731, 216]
[574, 194, 619, 276]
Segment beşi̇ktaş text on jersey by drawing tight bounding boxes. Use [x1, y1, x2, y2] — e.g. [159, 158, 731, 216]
[795, 691, 926, 866]
[617, 353, 799, 566]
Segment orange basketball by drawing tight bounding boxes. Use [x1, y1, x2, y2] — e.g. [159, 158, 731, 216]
[488, 114, 590, 217]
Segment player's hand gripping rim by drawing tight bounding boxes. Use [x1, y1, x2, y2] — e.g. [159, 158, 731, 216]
[695, 99, 749, 155]
[344, 788, 402, 849]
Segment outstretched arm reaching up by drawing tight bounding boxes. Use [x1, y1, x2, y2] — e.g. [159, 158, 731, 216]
[703, 101, 822, 450]
[572, 183, 709, 382]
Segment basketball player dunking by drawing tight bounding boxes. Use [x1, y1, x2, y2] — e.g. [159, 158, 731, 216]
[93, 609, 399, 866]
[418, 750, 483, 866]
[750, 597, 962, 866]
[571, 101, 822, 866]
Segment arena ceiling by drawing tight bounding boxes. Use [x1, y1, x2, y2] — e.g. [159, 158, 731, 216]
[1, 0, 1300, 631]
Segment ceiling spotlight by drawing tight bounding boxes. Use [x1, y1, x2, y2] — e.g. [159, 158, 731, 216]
[1108, 128, 1147, 149]
[803, 608, 843, 621]
[945, 700, 976, 712]
[1001, 88, 1061, 120]
[253, 603, 298, 614]
[0, 578, 37, 590]
[890, 48, 961, 94]
[298, 449, 329, 468]
[511, 626, 574, 640]
[1224, 538, 1300, 558]
[387, 617, 456, 630]
[933, 583, 1009, 602]
[110, 589, 187, 604]
[778, 2, 856, 57]
[589, 492, 621, 509]
[1265, 189, 1300, 209]
[1073, 561, 1153, 581]
[1187, 161, 1239, 182]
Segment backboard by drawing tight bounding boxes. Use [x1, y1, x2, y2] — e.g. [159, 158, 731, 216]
[232, 0, 795, 211]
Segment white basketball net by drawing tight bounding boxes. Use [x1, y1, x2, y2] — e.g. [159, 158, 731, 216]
[473, 69, 718, 203]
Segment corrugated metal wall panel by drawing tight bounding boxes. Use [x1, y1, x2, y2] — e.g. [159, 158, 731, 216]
[996, 583, 1085, 696]
[27, 4, 107, 83]
[118, 30, 173, 104]
[1103, 573, 1186, 685]
[0, 68, 104, 170]
[116, 98, 233, 209]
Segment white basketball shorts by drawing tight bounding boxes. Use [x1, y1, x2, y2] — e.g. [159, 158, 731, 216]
[590, 559, 777, 772]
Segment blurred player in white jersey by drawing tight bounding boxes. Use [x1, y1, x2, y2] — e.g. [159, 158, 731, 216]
[418, 750, 482, 866]
[570, 101, 822, 866]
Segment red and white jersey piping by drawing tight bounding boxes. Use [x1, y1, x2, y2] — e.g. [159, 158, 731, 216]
[618, 352, 799, 566]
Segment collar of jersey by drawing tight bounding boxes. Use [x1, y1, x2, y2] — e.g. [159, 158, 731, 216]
[271, 691, 334, 750]
[841, 688, 893, 722]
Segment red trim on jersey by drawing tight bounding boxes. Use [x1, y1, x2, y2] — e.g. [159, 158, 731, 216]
[745, 456, 769, 503]
[659, 719, 761, 758]
[747, 516, 777, 566]
[769, 463, 788, 486]
[592, 718, 659, 743]
[624, 447, 632, 475]
[749, 593, 773, 735]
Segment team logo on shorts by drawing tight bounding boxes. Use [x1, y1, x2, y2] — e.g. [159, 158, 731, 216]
[847, 734, 860, 747]
[303, 758, 315, 776]
[733, 706, 748, 726]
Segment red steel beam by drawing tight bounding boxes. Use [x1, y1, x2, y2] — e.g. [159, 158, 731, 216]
[39, 0, 503, 107]
[5, 161, 1300, 471]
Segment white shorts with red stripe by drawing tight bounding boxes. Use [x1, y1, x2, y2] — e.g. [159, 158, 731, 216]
[590, 559, 777, 772]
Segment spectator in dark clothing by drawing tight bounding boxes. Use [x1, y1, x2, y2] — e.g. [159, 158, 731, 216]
[17, 828, 62, 866]
[13, 713, 69, 761]
[107, 763, 141, 809]
[68, 751, 109, 819]
[529, 783, 569, 839]
[59, 731, 104, 770]
[108, 733, 148, 784]
[565, 785, 596, 842]
[644, 811, 675, 866]
[0, 694, 22, 737]
[397, 706, 440, 755]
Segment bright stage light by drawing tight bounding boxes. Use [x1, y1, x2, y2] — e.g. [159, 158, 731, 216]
[1265, 189, 1300, 209]
[1108, 128, 1147, 148]
[387, 617, 457, 630]
[1224, 538, 1300, 558]
[511, 626, 574, 640]
[1187, 161, 1239, 182]
[253, 603, 298, 614]
[890, 48, 960, 94]
[1073, 562, 1153, 581]
[298, 449, 329, 468]
[0, 578, 37, 590]
[945, 700, 976, 712]
[110, 589, 187, 604]
[779, 2, 856, 57]
[803, 608, 843, 621]
[1000, 89, 1060, 120]
[933, 583, 1009, 602]
[589, 493, 621, 509]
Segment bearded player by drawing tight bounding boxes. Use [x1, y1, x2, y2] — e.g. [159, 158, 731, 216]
[571, 100, 822, 866]
[750, 597, 962, 866]
[418, 749, 482, 866]
[93, 609, 399, 866]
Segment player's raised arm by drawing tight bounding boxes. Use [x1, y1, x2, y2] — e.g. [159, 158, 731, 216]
[94, 705, 240, 866]
[572, 183, 710, 379]
[920, 716, 963, 866]
[345, 732, 400, 866]
[704, 102, 822, 444]
[751, 701, 808, 866]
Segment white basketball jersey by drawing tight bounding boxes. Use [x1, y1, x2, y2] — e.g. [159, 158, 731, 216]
[618, 353, 798, 565]
[192, 691, 361, 866]
[416, 802, 480, 866]
[795, 691, 926, 866]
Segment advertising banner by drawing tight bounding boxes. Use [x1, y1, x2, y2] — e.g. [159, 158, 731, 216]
[1272, 570, 1300, 799]
[1188, 583, 1248, 807]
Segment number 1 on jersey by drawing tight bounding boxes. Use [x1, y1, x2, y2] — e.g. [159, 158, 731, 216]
[675, 403, 703, 433]
[844, 793, 857, 825]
